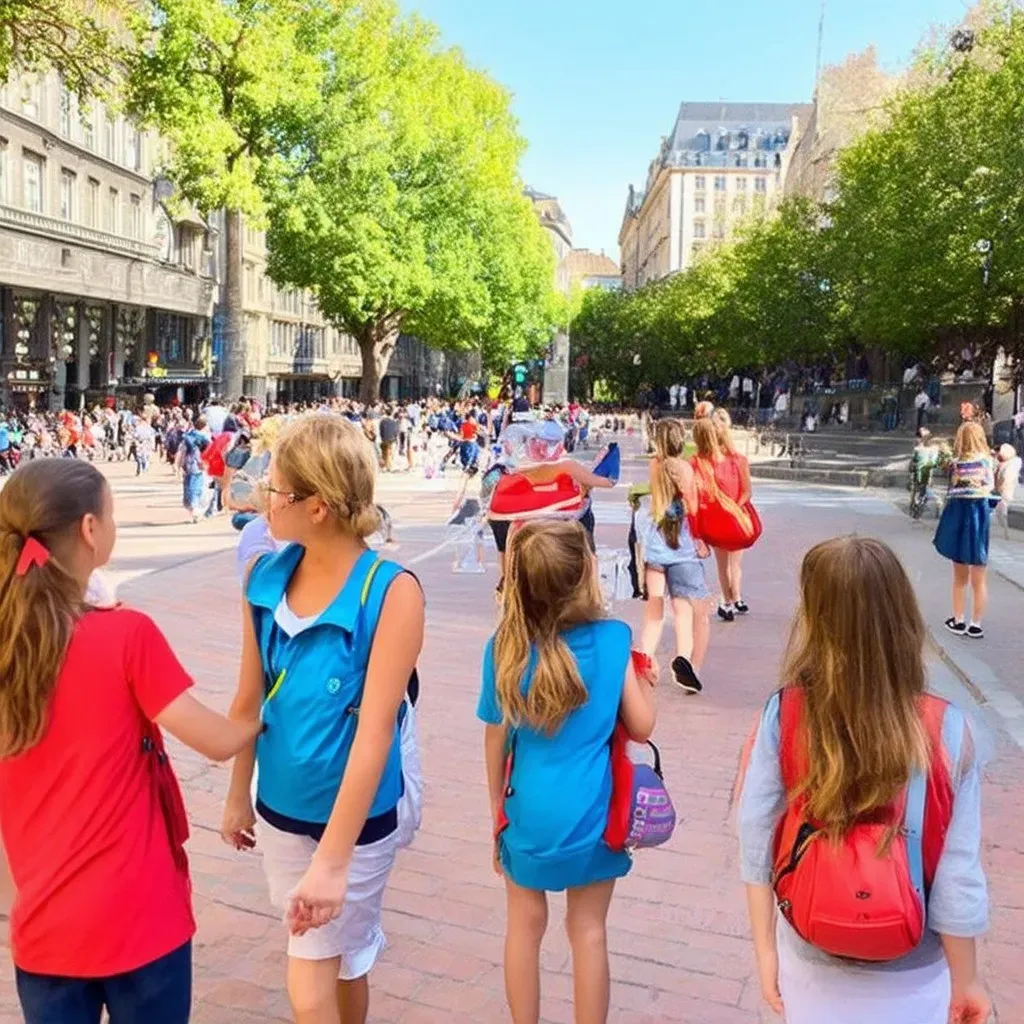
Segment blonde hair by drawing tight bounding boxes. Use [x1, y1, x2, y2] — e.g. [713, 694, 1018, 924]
[711, 407, 737, 455]
[694, 400, 714, 419]
[953, 421, 989, 461]
[651, 419, 686, 549]
[274, 414, 381, 537]
[0, 461, 106, 757]
[783, 536, 928, 840]
[494, 520, 604, 733]
[998, 443, 1017, 462]
[691, 417, 721, 460]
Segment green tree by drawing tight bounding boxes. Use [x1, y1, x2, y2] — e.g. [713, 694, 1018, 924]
[261, 1, 556, 402]
[126, 0, 331, 399]
[0, 0, 125, 97]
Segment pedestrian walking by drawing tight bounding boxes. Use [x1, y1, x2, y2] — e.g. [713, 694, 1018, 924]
[736, 536, 989, 1024]
[220, 414, 424, 1024]
[177, 417, 212, 523]
[478, 519, 656, 1024]
[934, 421, 995, 639]
[994, 443, 1020, 540]
[0, 460, 258, 1024]
[637, 419, 709, 694]
[691, 415, 758, 621]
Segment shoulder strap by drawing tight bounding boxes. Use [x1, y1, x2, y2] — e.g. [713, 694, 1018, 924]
[777, 686, 804, 793]
[904, 767, 927, 902]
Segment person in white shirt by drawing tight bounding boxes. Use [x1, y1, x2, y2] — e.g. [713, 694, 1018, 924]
[202, 399, 228, 435]
[914, 386, 932, 430]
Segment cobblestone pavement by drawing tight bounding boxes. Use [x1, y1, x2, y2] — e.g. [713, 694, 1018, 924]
[1, 450, 1022, 1023]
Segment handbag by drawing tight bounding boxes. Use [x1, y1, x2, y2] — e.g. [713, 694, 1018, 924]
[692, 457, 762, 551]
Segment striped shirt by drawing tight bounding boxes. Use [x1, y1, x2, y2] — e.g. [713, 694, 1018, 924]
[946, 456, 994, 500]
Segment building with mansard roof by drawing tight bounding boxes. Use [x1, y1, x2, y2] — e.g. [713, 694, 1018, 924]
[619, 101, 811, 291]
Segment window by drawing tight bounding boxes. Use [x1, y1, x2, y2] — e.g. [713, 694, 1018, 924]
[714, 198, 726, 217]
[245, 263, 254, 301]
[104, 117, 116, 160]
[733, 197, 747, 216]
[714, 175, 727, 191]
[60, 169, 76, 220]
[23, 152, 44, 212]
[735, 177, 747, 192]
[691, 241, 705, 256]
[107, 187, 119, 232]
[694, 175, 706, 191]
[0, 139, 7, 203]
[82, 104, 95, 149]
[126, 129, 141, 171]
[85, 178, 99, 227]
[59, 84, 73, 137]
[21, 77, 42, 119]
[754, 176, 768, 193]
[692, 220, 706, 239]
[129, 194, 141, 238]
[712, 222, 726, 240]
[694, 197, 705, 214]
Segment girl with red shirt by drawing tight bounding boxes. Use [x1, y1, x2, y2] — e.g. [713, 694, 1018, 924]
[0, 460, 259, 1024]
[691, 413, 754, 622]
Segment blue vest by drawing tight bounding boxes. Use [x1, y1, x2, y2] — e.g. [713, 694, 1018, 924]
[247, 547, 406, 824]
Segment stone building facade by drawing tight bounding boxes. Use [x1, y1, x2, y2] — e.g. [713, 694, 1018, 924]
[0, 70, 217, 410]
[619, 102, 811, 290]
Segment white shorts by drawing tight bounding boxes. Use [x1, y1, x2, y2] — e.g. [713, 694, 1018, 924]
[255, 700, 422, 978]
[257, 815, 398, 978]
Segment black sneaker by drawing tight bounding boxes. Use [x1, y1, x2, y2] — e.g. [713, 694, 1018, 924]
[671, 656, 702, 695]
[734, 600, 749, 615]
[717, 604, 735, 622]
[944, 617, 966, 636]
[966, 625, 984, 640]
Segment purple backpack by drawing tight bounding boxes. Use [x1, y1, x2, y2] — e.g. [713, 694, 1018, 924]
[605, 728, 677, 851]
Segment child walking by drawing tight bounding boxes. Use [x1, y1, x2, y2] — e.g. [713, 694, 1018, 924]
[638, 418, 710, 694]
[0, 459, 258, 1024]
[737, 536, 989, 1024]
[479, 519, 656, 1024]
[221, 414, 424, 1024]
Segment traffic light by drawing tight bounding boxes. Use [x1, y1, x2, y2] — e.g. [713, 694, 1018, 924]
[513, 363, 528, 386]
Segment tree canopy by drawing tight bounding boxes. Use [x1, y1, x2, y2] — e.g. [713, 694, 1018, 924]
[0, 0, 126, 97]
[572, 2, 1024, 402]
[261, 0, 556, 401]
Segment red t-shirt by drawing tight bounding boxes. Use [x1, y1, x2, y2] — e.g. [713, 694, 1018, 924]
[460, 420, 478, 442]
[0, 608, 196, 977]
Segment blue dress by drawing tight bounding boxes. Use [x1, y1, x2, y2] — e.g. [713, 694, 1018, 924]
[477, 619, 633, 892]
[933, 457, 994, 567]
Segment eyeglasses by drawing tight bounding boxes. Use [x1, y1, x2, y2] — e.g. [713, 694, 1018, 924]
[261, 483, 310, 505]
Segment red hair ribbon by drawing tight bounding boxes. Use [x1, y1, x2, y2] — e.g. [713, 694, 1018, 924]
[15, 537, 50, 577]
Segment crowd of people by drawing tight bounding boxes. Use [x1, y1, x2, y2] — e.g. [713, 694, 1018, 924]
[0, 389, 999, 1024]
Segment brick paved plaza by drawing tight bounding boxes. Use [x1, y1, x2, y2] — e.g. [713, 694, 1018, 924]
[2, 449, 1023, 1023]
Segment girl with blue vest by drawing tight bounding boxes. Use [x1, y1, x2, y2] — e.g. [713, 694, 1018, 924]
[479, 519, 656, 1024]
[221, 414, 424, 1024]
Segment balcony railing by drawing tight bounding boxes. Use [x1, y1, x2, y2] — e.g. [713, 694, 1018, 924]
[0, 203, 160, 260]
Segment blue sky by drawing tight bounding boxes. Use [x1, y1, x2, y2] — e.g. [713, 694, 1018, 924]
[400, 0, 973, 257]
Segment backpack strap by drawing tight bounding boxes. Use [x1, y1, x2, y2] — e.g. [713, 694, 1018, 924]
[904, 768, 927, 903]
[777, 686, 805, 794]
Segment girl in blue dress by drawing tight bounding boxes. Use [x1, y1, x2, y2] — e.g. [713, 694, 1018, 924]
[478, 519, 656, 1024]
[933, 421, 995, 639]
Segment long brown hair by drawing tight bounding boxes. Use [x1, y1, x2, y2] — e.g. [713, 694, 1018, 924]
[783, 536, 928, 839]
[494, 519, 604, 733]
[651, 418, 686, 549]
[0, 460, 107, 757]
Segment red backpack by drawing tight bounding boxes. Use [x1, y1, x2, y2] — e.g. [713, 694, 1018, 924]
[771, 687, 963, 962]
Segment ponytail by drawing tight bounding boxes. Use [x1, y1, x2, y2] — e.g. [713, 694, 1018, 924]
[0, 461, 106, 757]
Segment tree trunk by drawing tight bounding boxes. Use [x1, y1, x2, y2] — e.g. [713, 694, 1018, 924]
[357, 319, 401, 404]
[221, 209, 245, 400]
